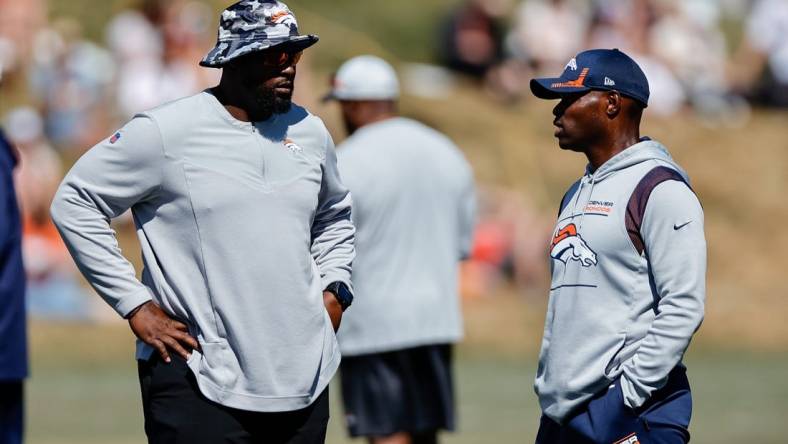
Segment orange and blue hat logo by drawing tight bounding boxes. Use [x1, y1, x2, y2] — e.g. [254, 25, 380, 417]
[551, 68, 589, 89]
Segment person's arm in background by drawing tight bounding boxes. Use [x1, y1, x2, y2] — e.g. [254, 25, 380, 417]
[458, 162, 477, 260]
[50, 116, 198, 363]
[620, 180, 706, 409]
[311, 130, 355, 331]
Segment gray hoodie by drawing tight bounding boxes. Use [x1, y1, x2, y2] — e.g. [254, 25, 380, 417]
[50, 91, 355, 412]
[535, 139, 706, 423]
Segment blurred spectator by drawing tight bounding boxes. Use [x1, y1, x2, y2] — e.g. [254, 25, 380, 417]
[587, 0, 687, 116]
[629, 56, 687, 117]
[462, 191, 517, 299]
[508, 0, 591, 76]
[5, 107, 93, 320]
[0, 0, 47, 81]
[733, 0, 788, 107]
[4, 108, 60, 220]
[587, 0, 651, 52]
[161, 1, 218, 89]
[649, 1, 731, 114]
[29, 18, 115, 150]
[462, 187, 551, 299]
[438, 0, 507, 79]
[496, 0, 751, 116]
[108, 0, 219, 118]
[105, 0, 164, 64]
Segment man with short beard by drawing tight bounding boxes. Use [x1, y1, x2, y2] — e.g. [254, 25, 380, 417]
[50, 2, 355, 443]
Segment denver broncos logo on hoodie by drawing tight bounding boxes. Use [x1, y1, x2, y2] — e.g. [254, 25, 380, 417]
[550, 223, 597, 267]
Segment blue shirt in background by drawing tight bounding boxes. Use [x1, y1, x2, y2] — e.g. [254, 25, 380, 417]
[0, 127, 27, 381]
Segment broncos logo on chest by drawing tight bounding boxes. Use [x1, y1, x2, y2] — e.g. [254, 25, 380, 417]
[550, 223, 598, 267]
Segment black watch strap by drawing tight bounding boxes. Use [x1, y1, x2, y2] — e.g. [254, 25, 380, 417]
[325, 281, 353, 311]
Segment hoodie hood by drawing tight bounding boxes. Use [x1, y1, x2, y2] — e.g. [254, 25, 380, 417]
[586, 138, 688, 183]
[569, 138, 688, 231]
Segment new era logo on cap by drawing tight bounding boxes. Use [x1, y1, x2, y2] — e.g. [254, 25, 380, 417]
[529, 48, 650, 107]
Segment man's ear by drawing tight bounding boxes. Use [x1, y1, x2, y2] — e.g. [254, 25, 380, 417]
[606, 91, 622, 118]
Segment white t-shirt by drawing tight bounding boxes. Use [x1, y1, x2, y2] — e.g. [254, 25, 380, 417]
[336, 117, 476, 356]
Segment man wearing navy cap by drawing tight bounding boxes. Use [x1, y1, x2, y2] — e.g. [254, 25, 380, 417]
[51, 1, 354, 442]
[529, 49, 706, 443]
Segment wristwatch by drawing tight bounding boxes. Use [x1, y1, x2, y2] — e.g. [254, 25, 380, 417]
[325, 281, 353, 311]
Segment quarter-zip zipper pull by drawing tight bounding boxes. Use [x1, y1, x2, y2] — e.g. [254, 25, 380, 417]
[251, 125, 268, 187]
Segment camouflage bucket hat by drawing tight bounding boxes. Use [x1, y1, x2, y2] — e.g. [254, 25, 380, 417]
[200, 0, 318, 68]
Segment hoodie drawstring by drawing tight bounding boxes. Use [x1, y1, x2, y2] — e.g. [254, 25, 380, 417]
[579, 175, 597, 230]
[571, 175, 586, 221]
[570, 172, 596, 230]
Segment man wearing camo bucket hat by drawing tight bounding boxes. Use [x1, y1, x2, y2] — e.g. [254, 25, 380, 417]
[50, 1, 355, 442]
[199, 0, 318, 67]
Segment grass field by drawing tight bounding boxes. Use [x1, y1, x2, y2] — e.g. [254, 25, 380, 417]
[26, 297, 788, 444]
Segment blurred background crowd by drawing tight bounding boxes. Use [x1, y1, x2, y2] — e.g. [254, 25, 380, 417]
[440, 0, 788, 114]
[1, 0, 786, 322]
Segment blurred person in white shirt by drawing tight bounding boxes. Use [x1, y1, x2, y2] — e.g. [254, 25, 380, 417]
[508, 0, 591, 75]
[732, 0, 788, 107]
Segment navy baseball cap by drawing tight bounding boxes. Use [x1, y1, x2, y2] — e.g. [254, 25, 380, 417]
[530, 49, 649, 107]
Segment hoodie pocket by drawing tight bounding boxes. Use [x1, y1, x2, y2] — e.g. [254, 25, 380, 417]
[197, 341, 240, 389]
[603, 333, 629, 378]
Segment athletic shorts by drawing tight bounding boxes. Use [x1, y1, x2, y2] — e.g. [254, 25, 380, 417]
[536, 366, 692, 444]
[339, 343, 455, 437]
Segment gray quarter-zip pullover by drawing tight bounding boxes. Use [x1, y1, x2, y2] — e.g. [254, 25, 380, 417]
[50, 91, 355, 412]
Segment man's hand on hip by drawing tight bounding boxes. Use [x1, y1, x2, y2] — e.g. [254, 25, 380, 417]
[323, 291, 343, 332]
[128, 301, 200, 363]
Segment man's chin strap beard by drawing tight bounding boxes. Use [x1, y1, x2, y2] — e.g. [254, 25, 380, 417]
[273, 98, 292, 114]
[249, 88, 292, 120]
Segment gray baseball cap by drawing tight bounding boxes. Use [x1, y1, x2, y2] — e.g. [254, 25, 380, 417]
[200, 0, 318, 68]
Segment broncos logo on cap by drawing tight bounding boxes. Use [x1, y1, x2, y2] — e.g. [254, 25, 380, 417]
[267, 8, 296, 26]
[550, 223, 597, 267]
